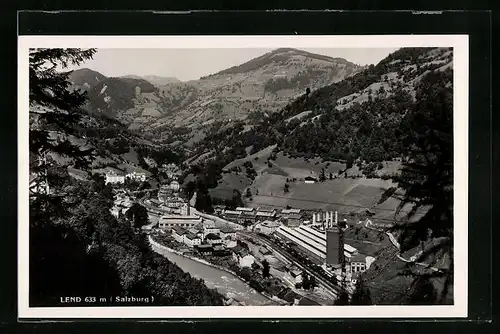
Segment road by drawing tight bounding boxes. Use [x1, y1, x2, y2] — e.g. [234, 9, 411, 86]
[368, 220, 443, 273]
[238, 231, 344, 299]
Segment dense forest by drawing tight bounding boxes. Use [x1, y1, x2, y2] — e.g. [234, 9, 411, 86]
[86, 76, 157, 115]
[188, 47, 452, 179]
[29, 48, 224, 307]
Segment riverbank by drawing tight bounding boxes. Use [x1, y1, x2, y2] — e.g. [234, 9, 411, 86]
[149, 236, 285, 305]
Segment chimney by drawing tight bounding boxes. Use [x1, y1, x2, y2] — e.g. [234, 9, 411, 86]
[313, 213, 316, 225]
[335, 211, 338, 226]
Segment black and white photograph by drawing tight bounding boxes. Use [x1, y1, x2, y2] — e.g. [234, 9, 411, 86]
[18, 35, 468, 318]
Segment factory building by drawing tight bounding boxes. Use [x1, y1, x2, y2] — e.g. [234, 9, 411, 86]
[274, 213, 358, 266]
[158, 214, 202, 229]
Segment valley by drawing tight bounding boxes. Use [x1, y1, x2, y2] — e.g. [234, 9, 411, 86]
[29, 46, 454, 307]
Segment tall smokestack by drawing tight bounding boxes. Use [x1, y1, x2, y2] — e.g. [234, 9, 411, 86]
[335, 211, 338, 226]
[313, 213, 316, 225]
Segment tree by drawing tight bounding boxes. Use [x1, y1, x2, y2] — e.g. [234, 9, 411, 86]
[310, 275, 317, 289]
[350, 278, 372, 305]
[284, 183, 290, 193]
[346, 155, 354, 169]
[262, 259, 270, 278]
[329, 172, 333, 180]
[245, 188, 252, 198]
[29, 48, 97, 197]
[125, 203, 149, 228]
[408, 279, 437, 305]
[319, 168, 326, 182]
[334, 291, 349, 305]
[301, 271, 310, 289]
[391, 70, 453, 303]
[305, 87, 311, 96]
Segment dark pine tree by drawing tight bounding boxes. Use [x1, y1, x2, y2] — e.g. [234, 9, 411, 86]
[350, 277, 373, 305]
[125, 202, 150, 228]
[262, 259, 270, 278]
[391, 69, 454, 304]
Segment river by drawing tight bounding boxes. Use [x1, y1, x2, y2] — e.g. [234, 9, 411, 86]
[152, 245, 275, 306]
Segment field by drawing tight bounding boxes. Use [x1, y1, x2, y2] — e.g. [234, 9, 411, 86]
[223, 145, 277, 171]
[209, 172, 253, 199]
[216, 148, 400, 222]
[247, 176, 395, 213]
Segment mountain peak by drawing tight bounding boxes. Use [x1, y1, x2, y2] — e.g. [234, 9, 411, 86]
[211, 48, 358, 77]
[69, 68, 107, 90]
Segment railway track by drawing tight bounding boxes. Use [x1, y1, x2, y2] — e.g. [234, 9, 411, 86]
[238, 231, 345, 298]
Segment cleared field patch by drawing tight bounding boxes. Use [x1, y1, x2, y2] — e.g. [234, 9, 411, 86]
[120, 146, 140, 165]
[284, 110, 313, 123]
[247, 176, 394, 213]
[273, 152, 346, 179]
[223, 145, 276, 171]
[210, 172, 253, 200]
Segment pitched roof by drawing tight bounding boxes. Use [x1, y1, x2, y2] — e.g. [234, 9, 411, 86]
[230, 245, 244, 253]
[236, 207, 254, 212]
[220, 227, 235, 233]
[350, 254, 366, 263]
[196, 244, 213, 250]
[205, 233, 221, 240]
[172, 226, 187, 235]
[185, 233, 200, 240]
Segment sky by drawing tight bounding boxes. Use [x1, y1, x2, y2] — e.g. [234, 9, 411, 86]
[67, 48, 399, 82]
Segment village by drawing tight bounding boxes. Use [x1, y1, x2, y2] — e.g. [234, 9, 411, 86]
[103, 164, 384, 306]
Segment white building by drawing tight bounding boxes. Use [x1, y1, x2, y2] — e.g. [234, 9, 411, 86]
[236, 207, 255, 213]
[349, 254, 367, 273]
[254, 220, 281, 235]
[159, 214, 202, 229]
[304, 176, 317, 184]
[205, 233, 223, 246]
[203, 225, 220, 239]
[184, 233, 202, 247]
[105, 173, 125, 184]
[172, 226, 187, 243]
[170, 180, 180, 192]
[126, 171, 147, 182]
[255, 211, 276, 221]
[219, 227, 236, 240]
[180, 203, 191, 216]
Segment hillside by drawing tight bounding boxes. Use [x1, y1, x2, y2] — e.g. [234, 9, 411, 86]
[122, 74, 182, 86]
[69, 68, 107, 91]
[76, 48, 360, 143]
[29, 48, 223, 307]
[185, 47, 453, 216]
[151, 48, 360, 131]
[183, 47, 454, 305]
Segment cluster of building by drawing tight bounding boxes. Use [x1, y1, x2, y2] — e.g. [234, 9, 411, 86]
[110, 194, 134, 218]
[103, 168, 147, 184]
[168, 216, 251, 265]
[273, 211, 375, 283]
[220, 207, 302, 227]
[160, 163, 182, 179]
[157, 181, 180, 201]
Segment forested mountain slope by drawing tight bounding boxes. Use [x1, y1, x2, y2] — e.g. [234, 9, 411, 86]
[29, 48, 224, 307]
[182, 47, 454, 305]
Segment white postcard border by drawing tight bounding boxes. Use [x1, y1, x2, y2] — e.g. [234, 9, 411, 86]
[18, 34, 468, 319]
